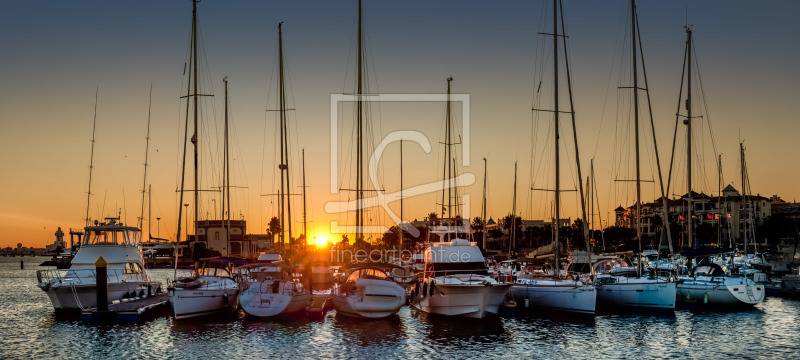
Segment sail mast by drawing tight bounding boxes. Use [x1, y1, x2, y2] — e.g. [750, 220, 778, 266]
[686, 27, 694, 250]
[482, 158, 488, 249]
[511, 161, 517, 256]
[557, 0, 589, 253]
[553, 0, 560, 276]
[139, 84, 153, 232]
[302, 148, 307, 252]
[441, 77, 454, 218]
[224, 77, 231, 256]
[356, 0, 363, 244]
[191, 0, 200, 248]
[399, 140, 404, 248]
[630, 0, 643, 277]
[85, 87, 98, 227]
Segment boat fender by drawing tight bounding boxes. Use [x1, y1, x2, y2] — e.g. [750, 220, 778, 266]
[408, 290, 415, 303]
[703, 293, 709, 304]
[422, 282, 428, 297]
[429, 281, 435, 297]
[222, 292, 229, 305]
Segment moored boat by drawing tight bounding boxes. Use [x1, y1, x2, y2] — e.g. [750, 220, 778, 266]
[36, 218, 161, 313]
[331, 265, 406, 319]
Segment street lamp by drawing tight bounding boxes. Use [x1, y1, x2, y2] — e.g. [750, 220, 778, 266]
[156, 217, 161, 238]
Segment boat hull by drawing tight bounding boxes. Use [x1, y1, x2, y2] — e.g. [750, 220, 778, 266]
[39, 281, 154, 311]
[412, 282, 511, 318]
[510, 279, 596, 315]
[677, 276, 765, 306]
[169, 277, 240, 319]
[239, 282, 311, 318]
[596, 277, 677, 310]
[332, 278, 405, 319]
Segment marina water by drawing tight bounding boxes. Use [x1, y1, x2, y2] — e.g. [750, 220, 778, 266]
[3, 257, 799, 358]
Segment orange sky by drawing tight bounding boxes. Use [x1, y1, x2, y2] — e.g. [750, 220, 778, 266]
[2, 1, 798, 248]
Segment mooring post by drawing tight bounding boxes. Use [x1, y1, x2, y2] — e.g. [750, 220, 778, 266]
[96, 256, 108, 312]
[20, 260, 24, 269]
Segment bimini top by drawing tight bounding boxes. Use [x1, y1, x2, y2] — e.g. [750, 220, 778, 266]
[257, 252, 282, 263]
[424, 239, 482, 262]
[82, 218, 141, 246]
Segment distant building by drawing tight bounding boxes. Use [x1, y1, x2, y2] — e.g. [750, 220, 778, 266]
[615, 186, 771, 247]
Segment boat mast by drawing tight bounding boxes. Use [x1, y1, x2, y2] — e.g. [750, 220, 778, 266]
[557, 0, 589, 254]
[277, 22, 294, 251]
[148, 184, 152, 238]
[85, 87, 98, 227]
[511, 161, 517, 256]
[302, 148, 307, 252]
[441, 77, 454, 219]
[356, 0, 364, 244]
[553, 0, 561, 277]
[224, 77, 231, 256]
[631, 0, 643, 277]
[191, 0, 200, 249]
[399, 140, 404, 249]
[718, 154, 722, 247]
[482, 158, 488, 249]
[139, 84, 153, 233]
[740, 142, 747, 253]
[175, 0, 197, 276]
[686, 27, 694, 250]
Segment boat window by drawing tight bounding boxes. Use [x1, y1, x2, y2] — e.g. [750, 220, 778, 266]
[124, 262, 142, 274]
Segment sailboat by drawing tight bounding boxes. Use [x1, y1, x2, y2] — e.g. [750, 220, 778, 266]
[239, 22, 312, 318]
[168, 0, 240, 319]
[330, 0, 406, 319]
[595, 0, 676, 311]
[508, 0, 596, 315]
[677, 102, 764, 305]
[409, 77, 510, 319]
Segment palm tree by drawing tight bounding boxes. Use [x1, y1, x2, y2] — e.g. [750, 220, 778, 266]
[267, 216, 281, 247]
[427, 212, 438, 223]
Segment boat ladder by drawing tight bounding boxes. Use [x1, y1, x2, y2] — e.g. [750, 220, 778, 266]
[745, 285, 757, 302]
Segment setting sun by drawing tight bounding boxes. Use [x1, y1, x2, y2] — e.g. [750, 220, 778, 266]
[314, 236, 329, 247]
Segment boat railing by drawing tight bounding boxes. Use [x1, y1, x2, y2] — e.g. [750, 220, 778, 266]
[36, 268, 149, 284]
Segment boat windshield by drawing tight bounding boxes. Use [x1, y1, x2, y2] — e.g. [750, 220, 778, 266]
[83, 228, 140, 246]
[198, 267, 231, 278]
[347, 268, 388, 282]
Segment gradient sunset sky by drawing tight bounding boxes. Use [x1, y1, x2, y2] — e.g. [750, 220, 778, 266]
[1, 1, 798, 248]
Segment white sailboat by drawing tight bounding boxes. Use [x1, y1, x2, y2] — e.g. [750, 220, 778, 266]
[332, 265, 405, 318]
[239, 253, 311, 318]
[37, 218, 160, 312]
[595, 0, 676, 311]
[329, 0, 407, 320]
[508, 0, 596, 315]
[168, 0, 242, 319]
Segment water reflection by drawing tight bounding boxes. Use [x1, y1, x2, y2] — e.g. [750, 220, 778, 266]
[4, 258, 800, 358]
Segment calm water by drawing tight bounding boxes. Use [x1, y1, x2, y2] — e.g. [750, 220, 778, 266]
[2, 257, 799, 359]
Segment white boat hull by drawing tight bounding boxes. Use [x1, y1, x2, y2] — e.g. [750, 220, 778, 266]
[169, 277, 240, 319]
[240, 282, 311, 318]
[510, 279, 596, 315]
[596, 277, 677, 310]
[677, 276, 765, 306]
[412, 281, 511, 318]
[332, 278, 405, 319]
[39, 281, 154, 311]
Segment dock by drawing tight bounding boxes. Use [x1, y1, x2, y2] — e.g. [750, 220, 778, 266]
[306, 294, 332, 320]
[81, 293, 170, 323]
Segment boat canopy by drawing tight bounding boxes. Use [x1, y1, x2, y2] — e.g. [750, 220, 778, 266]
[82, 218, 141, 246]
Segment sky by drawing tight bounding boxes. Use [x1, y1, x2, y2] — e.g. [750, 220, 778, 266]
[1, 0, 798, 248]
